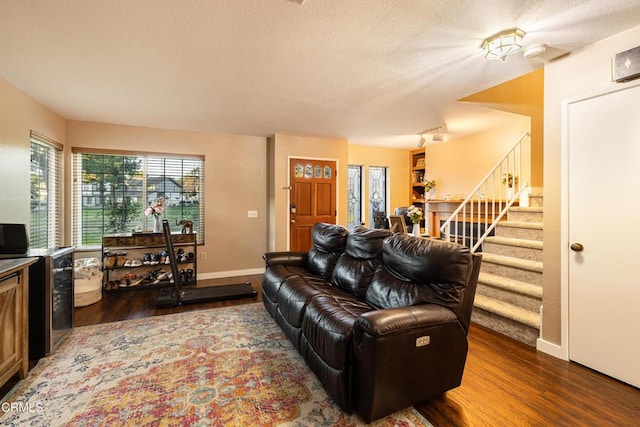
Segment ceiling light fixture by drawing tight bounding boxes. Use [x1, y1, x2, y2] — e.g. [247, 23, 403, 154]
[433, 128, 445, 142]
[482, 28, 525, 61]
[417, 126, 446, 146]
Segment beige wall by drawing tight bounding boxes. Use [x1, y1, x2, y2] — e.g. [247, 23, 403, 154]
[459, 69, 544, 187]
[425, 121, 530, 198]
[66, 121, 268, 276]
[0, 77, 66, 227]
[542, 24, 640, 346]
[268, 134, 349, 251]
[347, 144, 410, 227]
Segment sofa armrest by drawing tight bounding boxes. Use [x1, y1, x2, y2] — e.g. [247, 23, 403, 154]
[353, 303, 468, 422]
[355, 303, 457, 337]
[262, 251, 308, 267]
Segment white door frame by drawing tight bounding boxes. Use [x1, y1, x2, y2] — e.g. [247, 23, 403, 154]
[560, 78, 640, 360]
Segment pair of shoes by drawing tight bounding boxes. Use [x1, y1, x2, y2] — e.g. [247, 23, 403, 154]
[143, 253, 155, 265]
[123, 259, 143, 267]
[105, 253, 117, 269]
[179, 269, 194, 283]
[147, 268, 163, 282]
[106, 280, 120, 290]
[129, 276, 144, 286]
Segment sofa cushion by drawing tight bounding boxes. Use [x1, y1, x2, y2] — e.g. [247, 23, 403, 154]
[306, 223, 349, 279]
[302, 294, 373, 370]
[262, 264, 309, 303]
[276, 274, 358, 329]
[331, 227, 391, 297]
[365, 234, 473, 310]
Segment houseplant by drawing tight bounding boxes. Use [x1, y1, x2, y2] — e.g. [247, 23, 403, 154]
[406, 205, 423, 236]
[502, 173, 518, 199]
[423, 177, 436, 199]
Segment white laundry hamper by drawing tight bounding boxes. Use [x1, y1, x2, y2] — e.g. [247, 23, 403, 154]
[74, 257, 103, 307]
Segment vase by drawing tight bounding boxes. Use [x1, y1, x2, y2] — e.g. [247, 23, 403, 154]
[506, 187, 514, 200]
[426, 188, 435, 200]
[153, 216, 162, 233]
[412, 223, 421, 237]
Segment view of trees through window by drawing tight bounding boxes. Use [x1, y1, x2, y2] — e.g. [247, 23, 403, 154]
[73, 153, 204, 246]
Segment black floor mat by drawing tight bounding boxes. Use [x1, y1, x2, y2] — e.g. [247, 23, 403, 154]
[156, 282, 257, 307]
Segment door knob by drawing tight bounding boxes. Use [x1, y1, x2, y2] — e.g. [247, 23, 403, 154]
[570, 243, 584, 252]
[291, 219, 296, 224]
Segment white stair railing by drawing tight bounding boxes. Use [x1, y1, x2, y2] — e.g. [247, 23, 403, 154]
[440, 133, 530, 252]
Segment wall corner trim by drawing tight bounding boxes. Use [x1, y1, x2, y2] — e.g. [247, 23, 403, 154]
[536, 338, 565, 360]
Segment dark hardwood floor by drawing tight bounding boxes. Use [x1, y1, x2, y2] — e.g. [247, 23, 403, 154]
[6, 275, 640, 425]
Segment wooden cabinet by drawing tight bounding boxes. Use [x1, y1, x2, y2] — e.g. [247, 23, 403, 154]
[409, 148, 426, 231]
[0, 258, 37, 389]
[102, 232, 197, 292]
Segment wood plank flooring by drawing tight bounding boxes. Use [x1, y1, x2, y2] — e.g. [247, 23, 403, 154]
[7, 275, 640, 425]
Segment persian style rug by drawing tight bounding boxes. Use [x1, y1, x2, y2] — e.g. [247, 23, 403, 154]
[1, 303, 432, 426]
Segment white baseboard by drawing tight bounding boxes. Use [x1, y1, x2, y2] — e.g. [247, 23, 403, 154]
[536, 338, 565, 360]
[198, 268, 264, 280]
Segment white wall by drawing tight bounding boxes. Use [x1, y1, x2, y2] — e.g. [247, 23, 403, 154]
[542, 24, 640, 347]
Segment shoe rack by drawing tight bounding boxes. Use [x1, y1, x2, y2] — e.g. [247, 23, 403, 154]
[101, 232, 197, 292]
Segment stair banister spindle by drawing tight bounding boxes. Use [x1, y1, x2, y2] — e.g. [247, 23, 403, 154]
[439, 133, 530, 253]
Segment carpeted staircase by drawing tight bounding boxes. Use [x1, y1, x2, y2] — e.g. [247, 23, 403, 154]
[471, 191, 543, 346]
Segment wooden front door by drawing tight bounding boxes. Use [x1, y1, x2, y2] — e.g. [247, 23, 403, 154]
[289, 158, 337, 251]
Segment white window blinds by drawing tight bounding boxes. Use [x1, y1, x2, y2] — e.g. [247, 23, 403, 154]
[71, 149, 205, 247]
[30, 132, 63, 249]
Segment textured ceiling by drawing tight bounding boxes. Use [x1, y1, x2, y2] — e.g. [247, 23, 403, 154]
[1, 0, 640, 148]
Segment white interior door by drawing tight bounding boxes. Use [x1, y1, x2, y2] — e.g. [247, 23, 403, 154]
[567, 82, 640, 388]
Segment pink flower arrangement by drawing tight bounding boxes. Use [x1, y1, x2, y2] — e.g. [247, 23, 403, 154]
[145, 197, 165, 217]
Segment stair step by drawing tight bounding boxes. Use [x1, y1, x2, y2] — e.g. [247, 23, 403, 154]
[478, 272, 542, 298]
[529, 193, 543, 208]
[481, 253, 543, 272]
[474, 295, 540, 329]
[483, 236, 543, 262]
[480, 253, 543, 285]
[507, 206, 543, 223]
[496, 221, 543, 241]
[484, 236, 543, 250]
[471, 306, 540, 346]
[477, 273, 542, 311]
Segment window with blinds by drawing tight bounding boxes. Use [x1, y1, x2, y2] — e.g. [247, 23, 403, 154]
[71, 150, 205, 247]
[30, 132, 63, 249]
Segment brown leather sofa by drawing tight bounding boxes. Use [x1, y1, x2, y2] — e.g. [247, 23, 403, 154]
[262, 223, 481, 422]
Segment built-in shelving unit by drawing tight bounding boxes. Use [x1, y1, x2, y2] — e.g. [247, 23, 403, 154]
[409, 148, 426, 231]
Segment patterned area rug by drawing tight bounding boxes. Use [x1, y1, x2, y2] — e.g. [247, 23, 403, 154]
[1, 303, 432, 426]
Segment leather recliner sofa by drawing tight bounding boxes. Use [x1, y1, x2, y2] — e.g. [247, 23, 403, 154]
[262, 223, 482, 422]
